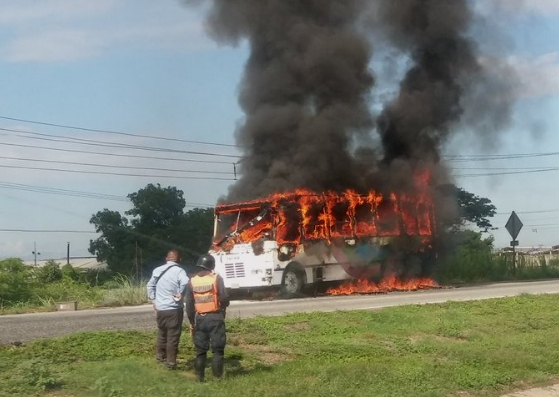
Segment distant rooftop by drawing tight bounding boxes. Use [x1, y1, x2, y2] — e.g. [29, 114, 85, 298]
[499, 246, 559, 255]
[23, 256, 107, 270]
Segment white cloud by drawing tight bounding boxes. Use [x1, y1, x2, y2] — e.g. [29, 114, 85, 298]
[4, 29, 105, 62]
[480, 0, 559, 16]
[512, 52, 559, 98]
[0, 0, 118, 25]
[0, 0, 212, 63]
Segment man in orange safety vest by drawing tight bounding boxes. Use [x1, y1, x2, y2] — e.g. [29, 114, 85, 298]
[185, 254, 230, 382]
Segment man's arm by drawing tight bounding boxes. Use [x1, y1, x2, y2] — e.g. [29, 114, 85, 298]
[217, 274, 230, 310]
[184, 281, 196, 325]
[177, 268, 189, 298]
[146, 272, 157, 301]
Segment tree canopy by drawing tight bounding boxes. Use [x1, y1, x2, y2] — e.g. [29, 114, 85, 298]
[89, 183, 214, 276]
[438, 184, 497, 232]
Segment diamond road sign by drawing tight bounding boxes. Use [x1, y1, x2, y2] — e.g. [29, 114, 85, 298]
[505, 211, 523, 240]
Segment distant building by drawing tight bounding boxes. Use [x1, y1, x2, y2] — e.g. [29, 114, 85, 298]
[498, 246, 559, 266]
[23, 256, 107, 270]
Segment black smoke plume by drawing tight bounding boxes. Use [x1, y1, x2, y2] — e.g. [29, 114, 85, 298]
[189, 0, 514, 202]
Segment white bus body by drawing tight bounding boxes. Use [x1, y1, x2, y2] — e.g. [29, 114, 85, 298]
[209, 190, 435, 295]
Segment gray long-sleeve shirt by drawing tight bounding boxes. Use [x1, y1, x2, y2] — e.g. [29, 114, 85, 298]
[146, 261, 188, 311]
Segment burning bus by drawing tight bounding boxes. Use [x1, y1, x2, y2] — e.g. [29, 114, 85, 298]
[209, 181, 437, 296]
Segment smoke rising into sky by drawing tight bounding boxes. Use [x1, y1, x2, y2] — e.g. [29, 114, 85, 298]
[190, 0, 515, 202]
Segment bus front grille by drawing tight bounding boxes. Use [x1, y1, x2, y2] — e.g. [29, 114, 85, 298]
[224, 263, 245, 278]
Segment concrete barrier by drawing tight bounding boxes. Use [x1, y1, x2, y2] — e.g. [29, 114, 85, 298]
[55, 301, 78, 311]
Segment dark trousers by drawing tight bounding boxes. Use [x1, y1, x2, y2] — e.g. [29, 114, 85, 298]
[194, 312, 226, 358]
[156, 309, 183, 365]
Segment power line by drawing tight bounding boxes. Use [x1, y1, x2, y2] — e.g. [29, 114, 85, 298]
[496, 209, 559, 215]
[4, 114, 559, 162]
[0, 141, 236, 165]
[0, 229, 97, 233]
[445, 152, 559, 161]
[453, 168, 559, 178]
[451, 166, 559, 171]
[0, 155, 235, 176]
[0, 182, 129, 201]
[0, 115, 239, 148]
[0, 181, 215, 208]
[0, 164, 236, 181]
[0, 127, 240, 159]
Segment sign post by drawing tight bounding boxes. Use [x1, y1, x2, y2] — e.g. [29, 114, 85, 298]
[505, 211, 523, 274]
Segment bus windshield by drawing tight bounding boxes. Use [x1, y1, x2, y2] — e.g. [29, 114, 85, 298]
[213, 206, 272, 247]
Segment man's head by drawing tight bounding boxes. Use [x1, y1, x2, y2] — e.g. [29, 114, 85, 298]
[166, 249, 181, 263]
[196, 254, 215, 271]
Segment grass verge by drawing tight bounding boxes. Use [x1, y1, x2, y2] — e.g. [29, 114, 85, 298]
[2, 294, 559, 397]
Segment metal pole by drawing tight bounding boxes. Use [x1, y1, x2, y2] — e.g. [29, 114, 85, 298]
[32, 241, 40, 266]
[67, 242, 70, 265]
[512, 245, 516, 275]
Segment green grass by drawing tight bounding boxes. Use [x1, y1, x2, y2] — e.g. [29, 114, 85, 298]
[2, 294, 559, 396]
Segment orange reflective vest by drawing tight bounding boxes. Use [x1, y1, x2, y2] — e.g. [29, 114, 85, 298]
[191, 273, 220, 314]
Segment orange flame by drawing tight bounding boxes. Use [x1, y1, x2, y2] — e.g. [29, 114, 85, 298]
[213, 171, 435, 249]
[327, 275, 439, 295]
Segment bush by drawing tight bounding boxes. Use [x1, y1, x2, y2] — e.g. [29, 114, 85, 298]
[0, 258, 33, 305]
[34, 278, 104, 305]
[35, 260, 63, 284]
[61, 263, 79, 281]
[100, 275, 148, 307]
[438, 230, 502, 282]
[78, 269, 115, 286]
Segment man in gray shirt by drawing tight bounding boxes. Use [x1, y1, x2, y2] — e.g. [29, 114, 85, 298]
[146, 249, 188, 369]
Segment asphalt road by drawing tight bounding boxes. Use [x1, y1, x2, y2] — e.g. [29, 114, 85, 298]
[2, 279, 559, 345]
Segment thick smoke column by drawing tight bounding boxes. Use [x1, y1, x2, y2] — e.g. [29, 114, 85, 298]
[201, 0, 375, 201]
[376, 0, 479, 164]
[191, 0, 513, 201]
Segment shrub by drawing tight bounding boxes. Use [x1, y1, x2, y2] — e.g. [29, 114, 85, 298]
[0, 258, 33, 305]
[439, 230, 501, 282]
[35, 260, 63, 284]
[20, 360, 63, 391]
[61, 263, 79, 281]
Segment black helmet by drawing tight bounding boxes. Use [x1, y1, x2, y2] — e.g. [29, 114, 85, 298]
[196, 254, 215, 271]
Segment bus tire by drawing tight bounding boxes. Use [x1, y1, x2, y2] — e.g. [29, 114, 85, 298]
[281, 263, 305, 296]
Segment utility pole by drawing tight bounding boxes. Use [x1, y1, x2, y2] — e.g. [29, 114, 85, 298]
[135, 242, 139, 280]
[32, 241, 41, 266]
[67, 242, 70, 265]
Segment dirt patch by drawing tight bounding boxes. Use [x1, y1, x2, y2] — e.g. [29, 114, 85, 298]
[230, 336, 293, 365]
[409, 333, 468, 345]
[447, 392, 476, 397]
[283, 321, 311, 332]
[499, 379, 559, 397]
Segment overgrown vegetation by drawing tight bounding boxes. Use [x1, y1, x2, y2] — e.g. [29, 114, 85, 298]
[0, 258, 147, 314]
[2, 295, 559, 396]
[3, 231, 559, 314]
[438, 230, 559, 283]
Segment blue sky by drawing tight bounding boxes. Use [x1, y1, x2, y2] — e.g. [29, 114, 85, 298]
[0, 0, 558, 261]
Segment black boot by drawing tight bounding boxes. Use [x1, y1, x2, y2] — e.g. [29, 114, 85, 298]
[195, 356, 206, 382]
[212, 355, 224, 379]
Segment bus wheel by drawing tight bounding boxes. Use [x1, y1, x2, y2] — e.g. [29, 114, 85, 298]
[281, 265, 305, 296]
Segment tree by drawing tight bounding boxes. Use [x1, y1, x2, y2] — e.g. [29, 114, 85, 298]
[35, 259, 63, 284]
[89, 209, 135, 274]
[438, 184, 497, 232]
[439, 230, 497, 282]
[434, 184, 498, 281]
[172, 207, 214, 265]
[126, 184, 186, 232]
[0, 258, 33, 304]
[89, 184, 215, 275]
